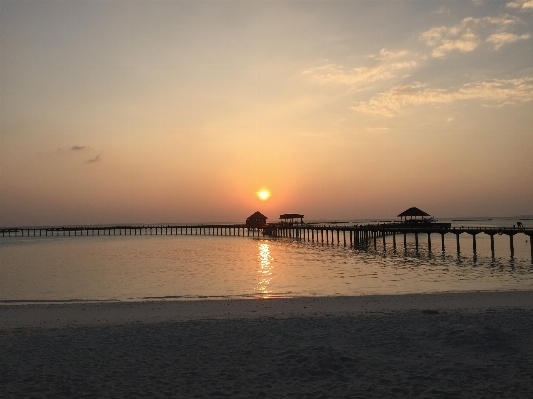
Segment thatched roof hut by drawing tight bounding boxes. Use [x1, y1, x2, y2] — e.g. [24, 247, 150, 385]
[246, 211, 268, 227]
[279, 214, 304, 224]
[397, 207, 430, 221]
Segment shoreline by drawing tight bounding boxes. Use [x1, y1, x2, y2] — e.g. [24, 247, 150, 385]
[2, 290, 533, 331]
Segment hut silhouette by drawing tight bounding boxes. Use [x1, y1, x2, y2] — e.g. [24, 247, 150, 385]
[397, 207, 431, 223]
[279, 214, 304, 225]
[246, 211, 268, 227]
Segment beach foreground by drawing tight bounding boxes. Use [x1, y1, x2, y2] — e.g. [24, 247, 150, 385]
[2, 292, 533, 398]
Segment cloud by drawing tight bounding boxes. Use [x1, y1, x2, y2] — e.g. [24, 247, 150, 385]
[70, 145, 87, 151]
[366, 127, 390, 132]
[303, 49, 418, 87]
[506, 0, 533, 10]
[351, 77, 533, 117]
[371, 48, 411, 62]
[420, 15, 525, 57]
[85, 155, 101, 164]
[486, 32, 531, 49]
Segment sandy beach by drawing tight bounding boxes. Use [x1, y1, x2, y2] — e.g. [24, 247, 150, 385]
[2, 291, 533, 398]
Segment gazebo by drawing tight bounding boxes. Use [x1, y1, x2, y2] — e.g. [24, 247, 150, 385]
[246, 211, 268, 227]
[397, 207, 431, 222]
[279, 214, 304, 225]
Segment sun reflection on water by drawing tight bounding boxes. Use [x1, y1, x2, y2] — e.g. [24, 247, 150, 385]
[256, 242, 274, 298]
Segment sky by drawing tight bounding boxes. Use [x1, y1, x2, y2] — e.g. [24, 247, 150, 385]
[1, 0, 532, 226]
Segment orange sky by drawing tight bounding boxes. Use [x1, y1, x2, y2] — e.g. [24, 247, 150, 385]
[1, 0, 532, 226]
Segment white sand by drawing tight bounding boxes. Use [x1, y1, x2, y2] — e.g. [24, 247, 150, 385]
[2, 290, 533, 330]
[2, 291, 533, 398]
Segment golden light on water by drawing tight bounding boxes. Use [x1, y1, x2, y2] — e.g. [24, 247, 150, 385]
[256, 242, 273, 297]
[257, 190, 270, 201]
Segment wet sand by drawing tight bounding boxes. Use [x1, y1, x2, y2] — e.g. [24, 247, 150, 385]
[2, 291, 533, 398]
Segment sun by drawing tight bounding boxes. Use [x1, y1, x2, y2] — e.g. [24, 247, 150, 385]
[257, 190, 271, 201]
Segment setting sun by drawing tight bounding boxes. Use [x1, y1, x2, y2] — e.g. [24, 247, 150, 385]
[257, 190, 271, 201]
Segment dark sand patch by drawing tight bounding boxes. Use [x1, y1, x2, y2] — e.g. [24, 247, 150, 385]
[1, 293, 533, 398]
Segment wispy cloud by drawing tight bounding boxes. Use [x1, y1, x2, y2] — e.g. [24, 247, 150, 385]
[85, 155, 101, 164]
[420, 15, 526, 57]
[303, 49, 419, 88]
[366, 127, 390, 132]
[352, 77, 533, 117]
[487, 32, 531, 49]
[70, 145, 87, 151]
[506, 0, 533, 10]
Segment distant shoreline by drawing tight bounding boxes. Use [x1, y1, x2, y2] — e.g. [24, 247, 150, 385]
[2, 290, 533, 331]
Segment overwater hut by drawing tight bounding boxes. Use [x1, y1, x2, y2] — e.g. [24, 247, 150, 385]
[279, 214, 304, 225]
[397, 207, 432, 224]
[246, 211, 268, 227]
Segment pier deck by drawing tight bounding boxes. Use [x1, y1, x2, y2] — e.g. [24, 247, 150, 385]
[1, 223, 532, 259]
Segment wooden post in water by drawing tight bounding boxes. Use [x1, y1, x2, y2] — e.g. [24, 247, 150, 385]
[392, 232, 396, 250]
[455, 233, 460, 253]
[415, 232, 419, 252]
[440, 233, 445, 252]
[427, 233, 431, 253]
[403, 232, 407, 250]
[382, 231, 386, 249]
[510, 234, 514, 257]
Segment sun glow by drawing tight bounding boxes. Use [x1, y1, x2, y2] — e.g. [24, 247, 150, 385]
[257, 190, 271, 200]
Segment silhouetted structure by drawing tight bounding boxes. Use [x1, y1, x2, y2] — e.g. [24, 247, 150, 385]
[246, 211, 268, 227]
[280, 214, 304, 225]
[1, 222, 531, 259]
[397, 207, 431, 222]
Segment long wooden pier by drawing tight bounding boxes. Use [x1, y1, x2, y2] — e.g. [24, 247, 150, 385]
[0, 225, 262, 238]
[1, 223, 532, 259]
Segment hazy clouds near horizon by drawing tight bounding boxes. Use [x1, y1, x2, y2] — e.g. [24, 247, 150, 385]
[1, 0, 532, 226]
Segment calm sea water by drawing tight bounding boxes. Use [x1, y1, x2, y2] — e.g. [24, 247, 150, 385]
[1, 218, 532, 303]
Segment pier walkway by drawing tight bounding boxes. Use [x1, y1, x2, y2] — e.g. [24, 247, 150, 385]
[1, 223, 532, 259]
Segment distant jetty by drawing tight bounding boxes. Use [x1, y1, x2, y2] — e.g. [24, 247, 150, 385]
[1, 221, 531, 260]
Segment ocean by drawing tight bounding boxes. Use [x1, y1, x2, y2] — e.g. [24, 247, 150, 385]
[1, 218, 532, 303]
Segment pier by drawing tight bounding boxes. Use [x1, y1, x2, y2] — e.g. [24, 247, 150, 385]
[0, 225, 262, 238]
[263, 223, 533, 260]
[1, 223, 532, 259]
